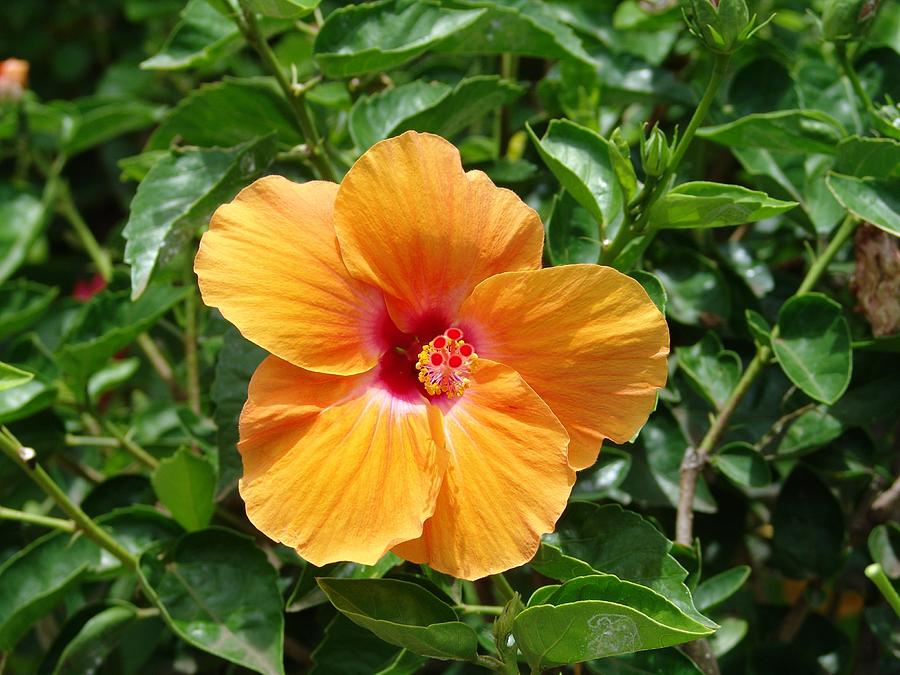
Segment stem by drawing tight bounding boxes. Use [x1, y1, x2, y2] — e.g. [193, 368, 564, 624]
[0, 427, 137, 568]
[454, 604, 505, 616]
[136, 334, 178, 393]
[65, 434, 120, 448]
[99, 420, 160, 470]
[866, 564, 900, 618]
[183, 286, 201, 415]
[835, 43, 875, 114]
[600, 54, 730, 268]
[234, 0, 336, 182]
[675, 213, 859, 545]
[0, 506, 75, 532]
[492, 573, 516, 603]
[56, 182, 113, 283]
[871, 473, 900, 521]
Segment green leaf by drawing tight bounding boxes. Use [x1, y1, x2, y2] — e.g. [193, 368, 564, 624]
[546, 191, 601, 265]
[826, 173, 900, 236]
[0, 183, 49, 284]
[124, 135, 277, 298]
[313, 1, 485, 77]
[311, 614, 423, 675]
[96, 506, 183, 571]
[151, 448, 217, 531]
[57, 285, 188, 384]
[146, 78, 302, 151]
[0, 281, 58, 339]
[649, 181, 797, 229]
[513, 574, 714, 669]
[118, 150, 169, 182]
[138, 529, 285, 675]
[693, 566, 751, 612]
[533, 502, 716, 630]
[676, 333, 742, 410]
[712, 442, 771, 489]
[708, 617, 747, 657]
[0, 362, 34, 391]
[0, 372, 57, 424]
[652, 248, 730, 325]
[141, 0, 243, 71]
[350, 80, 451, 150]
[286, 553, 403, 613]
[772, 467, 845, 579]
[0, 531, 100, 649]
[62, 97, 166, 156]
[211, 327, 265, 496]
[630, 270, 667, 314]
[869, 523, 900, 579]
[595, 647, 703, 674]
[528, 119, 624, 237]
[245, 0, 319, 18]
[775, 406, 843, 457]
[87, 357, 140, 404]
[571, 447, 632, 501]
[434, 0, 595, 65]
[772, 293, 853, 405]
[834, 136, 900, 179]
[745, 309, 772, 349]
[51, 603, 138, 675]
[697, 110, 846, 155]
[318, 578, 479, 661]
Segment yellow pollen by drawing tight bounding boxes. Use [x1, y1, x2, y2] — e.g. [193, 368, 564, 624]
[415, 329, 478, 399]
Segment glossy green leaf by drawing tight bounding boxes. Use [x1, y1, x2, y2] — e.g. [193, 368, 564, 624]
[592, 647, 703, 674]
[0, 281, 58, 339]
[649, 181, 797, 229]
[868, 523, 900, 579]
[350, 80, 451, 150]
[62, 96, 166, 155]
[570, 447, 632, 501]
[138, 529, 285, 675]
[318, 578, 479, 661]
[313, 1, 485, 77]
[435, 0, 595, 64]
[87, 357, 140, 404]
[826, 173, 900, 236]
[772, 467, 845, 579]
[546, 191, 601, 265]
[708, 617, 747, 657]
[0, 183, 48, 284]
[513, 575, 714, 668]
[745, 309, 772, 349]
[211, 327, 265, 496]
[721, 240, 775, 298]
[151, 448, 217, 531]
[693, 566, 751, 612]
[0, 372, 57, 424]
[697, 110, 846, 155]
[51, 603, 137, 675]
[0, 531, 100, 649]
[528, 119, 625, 237]
[834, 136, 900, 179]
[95, 506, 182, 571]
[0, 362, 33, 391]
[533, 502, 716, 630]
[712, 442, 771, 488]
[286, 553, 404, 613]
[124, 135, 277, 298]
[652, 248, 730, 325]
[141, 0, 243, 71]
[57, 285, 188, 384]
[245, 0, 319, 18]
[772, 293, 852, 405]
[146, 78, 302, 151]
[630, 270, 667, 314]
[775, 406, 843, 457]
[676, 333, 742, 410]
[310, 614, 424, 675]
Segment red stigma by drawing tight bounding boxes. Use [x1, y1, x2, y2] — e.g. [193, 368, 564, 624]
[430, 352, 444, 366]
[448, 354, 463, 368]
[432, 335, 447, 349]
[445, 327, 463, 341]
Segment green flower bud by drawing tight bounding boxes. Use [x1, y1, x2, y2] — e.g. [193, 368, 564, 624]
[822, 0, 881, 42]
[640, 124, 671, 178]
[686, 0, 764, 54]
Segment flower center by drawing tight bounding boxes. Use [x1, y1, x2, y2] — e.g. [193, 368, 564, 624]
[415, 327, 478, 398]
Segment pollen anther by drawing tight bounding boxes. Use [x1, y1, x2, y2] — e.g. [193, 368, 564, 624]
[415, 328, 478, 398]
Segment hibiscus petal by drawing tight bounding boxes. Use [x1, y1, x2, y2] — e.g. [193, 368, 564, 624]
[332, 131, 543, 335]
[239, 356, 445, 566]
[457, 265, 670, 471]
[393, 360, 573, 580]
[195, 176, 394, 376]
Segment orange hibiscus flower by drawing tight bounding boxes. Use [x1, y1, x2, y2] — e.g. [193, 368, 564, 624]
[195, 132, 669, 580]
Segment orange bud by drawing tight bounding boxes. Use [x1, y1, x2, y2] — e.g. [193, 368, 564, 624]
[0, 58, 29, 101]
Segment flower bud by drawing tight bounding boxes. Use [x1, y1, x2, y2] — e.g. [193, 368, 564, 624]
[686, 0, 762, 54]
[0, 58, 29, 103]
[822, 0, 881, 42]
[640, 124, 672, 178]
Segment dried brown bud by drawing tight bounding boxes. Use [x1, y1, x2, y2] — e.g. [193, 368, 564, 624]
[852, 223, 900, 337]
